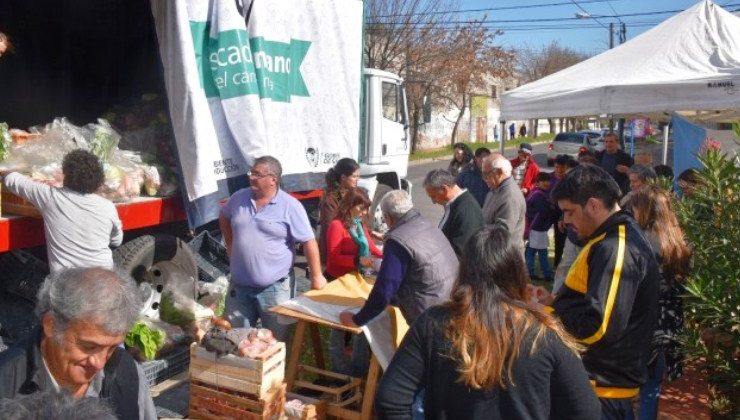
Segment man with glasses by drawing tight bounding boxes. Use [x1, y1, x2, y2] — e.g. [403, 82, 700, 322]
[219, 156, 326, 341]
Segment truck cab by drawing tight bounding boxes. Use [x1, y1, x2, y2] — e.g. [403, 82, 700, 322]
[358, 69, 411, 231]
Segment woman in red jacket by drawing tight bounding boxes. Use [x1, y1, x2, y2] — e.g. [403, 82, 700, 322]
[325, 187, 383, 374]
[324, 187, 383, 279]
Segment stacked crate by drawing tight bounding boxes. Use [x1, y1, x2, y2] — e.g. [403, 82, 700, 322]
[188, 342, 286, 419]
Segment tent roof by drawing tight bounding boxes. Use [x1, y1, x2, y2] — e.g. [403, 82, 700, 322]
[501, 1, 740, 121]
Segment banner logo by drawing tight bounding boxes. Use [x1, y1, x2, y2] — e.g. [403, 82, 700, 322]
[305, 147, 320, 167]
[190, 22, 310, 102]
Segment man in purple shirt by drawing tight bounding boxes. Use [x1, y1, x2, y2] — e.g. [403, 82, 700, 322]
[219, 156, 326, 341]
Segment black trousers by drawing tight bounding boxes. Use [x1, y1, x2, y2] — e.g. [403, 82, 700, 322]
[599, 397, 634, 420]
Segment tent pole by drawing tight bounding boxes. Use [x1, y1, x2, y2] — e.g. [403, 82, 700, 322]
[662, 121, 670, 164]
[499, 121, 506, 155]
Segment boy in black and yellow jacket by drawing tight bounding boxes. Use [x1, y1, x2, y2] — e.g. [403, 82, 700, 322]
[534, 164, 660, 420]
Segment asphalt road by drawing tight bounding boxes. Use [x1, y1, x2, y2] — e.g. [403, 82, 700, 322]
[407, 142, 550, 224]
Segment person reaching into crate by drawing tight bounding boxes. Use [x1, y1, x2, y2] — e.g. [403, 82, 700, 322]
[1, 149, 123, 273]
[0, 267, 156, 419]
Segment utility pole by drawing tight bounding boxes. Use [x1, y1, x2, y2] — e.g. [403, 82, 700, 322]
[620, 22, 626, 44]
[609, 22, 615, 49]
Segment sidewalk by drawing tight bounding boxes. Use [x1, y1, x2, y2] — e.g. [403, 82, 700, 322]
[408, 139, 550, 167]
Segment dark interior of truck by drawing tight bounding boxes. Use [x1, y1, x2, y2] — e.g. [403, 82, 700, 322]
[0, 0, 164, 128]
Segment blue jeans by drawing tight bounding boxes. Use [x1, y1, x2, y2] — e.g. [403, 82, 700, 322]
[525, 246, 553, 278]
[329, 329, 350, 374]
[638, 352, 666, 420]
[225, 277, 292, 342]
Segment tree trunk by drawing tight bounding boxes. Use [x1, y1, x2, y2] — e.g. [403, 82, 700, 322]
[548, 118, 555, 134]
[450, 93, 467, 146]
[532, 118, 538, 137]
[411, 107, 421, 154]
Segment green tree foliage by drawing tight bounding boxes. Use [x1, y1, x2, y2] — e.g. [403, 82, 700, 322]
[674, 145, 739, 419]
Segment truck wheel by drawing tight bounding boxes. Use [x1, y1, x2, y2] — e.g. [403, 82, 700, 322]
[113, 235, 198, 315]
[369, 184, 393, 233]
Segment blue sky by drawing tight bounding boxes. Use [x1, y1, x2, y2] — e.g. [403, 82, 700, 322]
[457, 0, 739, 54]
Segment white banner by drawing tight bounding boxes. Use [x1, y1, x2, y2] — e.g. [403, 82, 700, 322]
[152, 0, 363, 201]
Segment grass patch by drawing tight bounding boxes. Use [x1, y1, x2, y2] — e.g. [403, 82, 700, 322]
[409, 134, 554, 161]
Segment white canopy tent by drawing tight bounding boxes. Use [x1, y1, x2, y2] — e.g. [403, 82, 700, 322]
[501, 0, 740, 122]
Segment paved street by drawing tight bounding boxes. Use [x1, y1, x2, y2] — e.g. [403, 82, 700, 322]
[408, 142, 550, 223]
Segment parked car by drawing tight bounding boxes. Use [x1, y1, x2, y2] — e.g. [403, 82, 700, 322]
[546, 131, 605, 165]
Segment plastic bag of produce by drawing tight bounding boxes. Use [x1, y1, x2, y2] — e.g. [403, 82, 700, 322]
[159, 289, 214, 327]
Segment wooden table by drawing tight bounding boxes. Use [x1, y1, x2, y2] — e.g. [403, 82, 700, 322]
[271, 305, 381, 420]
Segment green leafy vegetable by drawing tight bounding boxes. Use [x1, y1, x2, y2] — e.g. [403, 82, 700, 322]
[0, 122, 12, 161]
[89, 124, 118, 163]
[125, 321, 166, 361]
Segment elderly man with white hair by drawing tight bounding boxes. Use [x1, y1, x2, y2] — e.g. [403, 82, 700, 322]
[340, 189, 458, 329]
[482, 153, 527, 250]
[0, 267, 156, 420]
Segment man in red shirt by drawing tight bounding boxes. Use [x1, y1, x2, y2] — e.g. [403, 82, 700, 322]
[510, 143, 540, 195]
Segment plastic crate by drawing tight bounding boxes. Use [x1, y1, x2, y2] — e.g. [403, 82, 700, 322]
[0, 250, 49, 304]
[141, 358, 167, 387]
[140, 344, 191, 387]
[187, 231, 230, 283]
[162, 344, 191, 378]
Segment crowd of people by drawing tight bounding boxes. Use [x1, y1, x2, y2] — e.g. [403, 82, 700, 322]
[0, 132, 696, 419]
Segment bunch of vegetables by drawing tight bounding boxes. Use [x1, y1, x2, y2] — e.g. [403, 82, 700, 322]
[0, 122, 12, 161]
[125, 321, 166, 361]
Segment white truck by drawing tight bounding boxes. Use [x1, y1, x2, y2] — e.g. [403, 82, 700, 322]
[0, 0, 410, 287]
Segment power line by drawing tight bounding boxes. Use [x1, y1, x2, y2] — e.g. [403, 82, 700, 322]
[366, 22, 662, 34]
[367, 5, 740, 26]
[373, 0, 627, 18]
[569, 0, 609, 29]
[605, 0, 623, 23]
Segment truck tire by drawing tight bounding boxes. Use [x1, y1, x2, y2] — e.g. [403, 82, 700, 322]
[113, 235, 198, 315]
[369, 184, 393, 233]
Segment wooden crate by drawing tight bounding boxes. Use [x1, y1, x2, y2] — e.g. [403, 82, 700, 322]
[189, 380, 286, 420]
[189, 342, 286, 398]
[284, 392, 327, 420]
[293, 365, 362, 409]
[1, 190, 41, 218]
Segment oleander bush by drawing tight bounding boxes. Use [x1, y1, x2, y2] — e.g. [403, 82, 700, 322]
[674, 135, 739, 419]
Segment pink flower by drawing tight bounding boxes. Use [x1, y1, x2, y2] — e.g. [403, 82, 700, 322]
[702, 137, 721, 151]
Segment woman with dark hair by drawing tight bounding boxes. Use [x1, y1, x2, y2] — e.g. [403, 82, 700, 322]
[2, 149, 122, 273]
[319, 158, 360, 258]
[631, 185, 691, 420]
[447, 143, 473, 177]
[324, 187, 383, 279]
[324, 187, 382, 374]
[375, 224, 600, 419]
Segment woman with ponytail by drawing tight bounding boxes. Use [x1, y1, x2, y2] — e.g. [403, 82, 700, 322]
[375, 224, 600, 419]
[319, 158, 360, 259]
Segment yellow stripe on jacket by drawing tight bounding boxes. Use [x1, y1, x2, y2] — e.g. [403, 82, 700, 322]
[582, 225, 627, 345]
